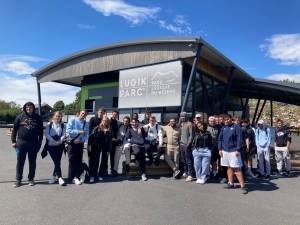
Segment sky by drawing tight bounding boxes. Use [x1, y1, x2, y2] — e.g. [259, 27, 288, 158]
[0, 0, 299, 107]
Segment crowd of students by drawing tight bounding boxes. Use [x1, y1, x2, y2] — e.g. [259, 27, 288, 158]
[11, 102, 292, 195]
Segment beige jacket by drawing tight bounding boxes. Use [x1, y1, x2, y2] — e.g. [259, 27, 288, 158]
[161, 125, 181, 147]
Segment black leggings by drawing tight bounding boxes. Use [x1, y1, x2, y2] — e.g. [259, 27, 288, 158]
[48, 145, 64, 178]
[68, 143, 83, 179]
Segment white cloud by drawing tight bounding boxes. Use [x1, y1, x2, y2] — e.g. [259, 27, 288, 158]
[267, 73, 300, 82]
[173, 15, 189, 26]
[82, 0, 161, 25]
[259, 33, 300, 66]
[76, 23, 96, 30]
[159, 20, 184, 35]
[159, 15, 192, 35]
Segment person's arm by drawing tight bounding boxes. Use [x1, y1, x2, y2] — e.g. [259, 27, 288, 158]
[208, 133, 213, 150]
[107, 132, 112, 153]
[38, 116, 43, 143]
[255, 129, 259, 147]
[81, 122, 89, 143]
[187, 123, 194, 146]
[66, 118, 78, 136]
[11, 115, 20, 144]
[218, 128, 223, 150]
[89, 117, 96, 133]
[157, 126, 163, 146]
[45, 123, 55, 143]
[274, 130, 277, 148]
[236, 126, 243, 152]
[59, 123, 66, 144]
[266, 128, 271, 147]
[286, 129, 292, 148]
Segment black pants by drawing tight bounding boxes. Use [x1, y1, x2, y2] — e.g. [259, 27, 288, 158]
[16, 139, 40, 181]
[88, 143, 109, 177]
[180, 144, 195, 176]
[48, 145, 64, 178]
[68, 143, 83, 179]
[145, 143, 154, 163]
[109, 142, 117, 171]
[132, 146, 146, 174]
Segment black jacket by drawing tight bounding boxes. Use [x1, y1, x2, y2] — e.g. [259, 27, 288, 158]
[11, 102, 43, 143]
[191, 131, 213, 150]
[110, 118, 121, 139]
[275, 127, 291, 147]
[88, 127, 112, 152]
[126, 127, 147, 146]
[89, 116, 101, 134]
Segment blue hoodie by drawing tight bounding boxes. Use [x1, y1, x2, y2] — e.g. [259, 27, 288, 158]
[255, 120, 271, 148]
[218, 123, 243, 152]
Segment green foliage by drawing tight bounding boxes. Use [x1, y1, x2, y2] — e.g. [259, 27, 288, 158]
[53, 100, 65, 112]
[0, 99, 21, 110]
[0, 108, 22, 123]
[280, 79, 300, 85]
[63, 90, 81, 114]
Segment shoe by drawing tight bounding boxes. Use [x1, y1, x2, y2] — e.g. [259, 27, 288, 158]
[28, 180, 35, 186]
[125, 164, 130, 173]
[98, 177, 103, 181]
[212, 176, 219, 182]
[241, 186, 248, 194]
[256, 174, 264, 178]
[223, 183, 235, 189]
[246, 175, 253, 180]
[49, 176, 56, 184]
[90, 177, 94, 183]
[181, 173, 188, 178]
[13, 180, 21, 188]
[111, 170, 117, 177]
[74, 178, 82, 185]
[135, 160, 140, 167]
[58, 178, 65, 186]
[265, 175, 271, 180]
[80, 170, 86, 183]
[286, 171, 291, 177]
[185, 176, 193, 182]
[196, 179, 202, 184]
[154, 157, 160, 166]
[276, 171, 284, 178]
[220, 178, 228, 184]
[141, 173, 147, 181]
[248, 171, 256, 179]
[173, 170, 180, 179]
[205, 175, 211, 182]
[199, 179, 205, 184]
[147, 159, 153, 166]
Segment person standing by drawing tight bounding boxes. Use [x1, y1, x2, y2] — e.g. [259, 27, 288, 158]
[109, 111, 121, 173]
[274, 119, 292, 177]
[255, 119, 271, 179]
[218, 114, 247, 194]
[45, 111, 66, 186]
[11, 102, 43, 188]
[66, 110, 89, 185]
[88, 115, 112, 182]
[161, 117, 181, 179]
[179, 112, 195, 182]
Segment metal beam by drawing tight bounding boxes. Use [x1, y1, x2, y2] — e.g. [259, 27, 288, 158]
[180, 42, 203, 120]
[270, 100, 273, 126]
[240, 97, 244, 112]
[221, 67, 236, 113]
[36, 80, 42, 116]
[242, 85, 253, 118]
[192, 74, 196, 119]
[252, 93, 262, 125]
[256, 99, 267, 124]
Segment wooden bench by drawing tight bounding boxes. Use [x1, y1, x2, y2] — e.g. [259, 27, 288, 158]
[270, 147, 300, 171]
[6, 128, 12, 136]
[122, 160, 173, 176]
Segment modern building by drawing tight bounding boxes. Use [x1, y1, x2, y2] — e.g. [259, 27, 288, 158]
[32, 36, 300, 124]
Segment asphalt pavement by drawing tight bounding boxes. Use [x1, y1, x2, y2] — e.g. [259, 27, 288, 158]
[1, 129, 300, 225]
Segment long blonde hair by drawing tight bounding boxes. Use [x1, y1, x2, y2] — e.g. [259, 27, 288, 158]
[99, 115, 110, 133]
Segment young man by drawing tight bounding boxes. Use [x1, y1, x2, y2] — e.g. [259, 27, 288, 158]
[132, 113, 142, 127]
[89, 107, 106, 134]
[67, 110, 89, 185]
[143, 116, 163, 166]
[11, 102, 43, 187]
[274, 119, 292, 176]
[141, 109, 152, 126]
[110, 110, 121, 173]
[179, 112, 195, 182]
[255, 119, 271, 179]
[241, 118, 257, 179]
[194, 114, 202, 125]
[218, 114, 247, 194]
[161, 117, 181, 179]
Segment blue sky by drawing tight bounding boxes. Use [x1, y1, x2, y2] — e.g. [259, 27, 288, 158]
[0, 0, 299, 106]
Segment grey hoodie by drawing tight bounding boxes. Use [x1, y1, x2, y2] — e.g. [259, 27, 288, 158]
[180, 112, 194, 146]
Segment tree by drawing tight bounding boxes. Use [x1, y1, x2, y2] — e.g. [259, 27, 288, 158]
[53, 100, 65, 112]
[0, 100, 21, 110]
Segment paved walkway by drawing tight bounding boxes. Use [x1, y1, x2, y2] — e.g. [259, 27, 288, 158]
[1, 129, 300, 225]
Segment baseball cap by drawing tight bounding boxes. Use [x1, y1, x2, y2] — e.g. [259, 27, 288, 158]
[195, 114, 201, 118]
[257, 119, 264, 125]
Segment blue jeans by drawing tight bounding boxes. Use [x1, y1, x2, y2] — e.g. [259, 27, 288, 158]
[192, 147, 211, 180]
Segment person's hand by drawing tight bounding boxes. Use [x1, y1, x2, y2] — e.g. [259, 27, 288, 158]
[88, 145, 92, 152]
[219, 150, 223, 157]
[74, 139, 82, 144]
[245, 148, 249, 153]
[167, 123, 171, 126]
[235, 151, 240, 157]
[107, 152, 110, 156]
[112, 138, 117, 142]
[12, 143, 16, 148]
[78, 130, 85, 135]
[138, 128, 142, 135]
[158, 144, 163, 148]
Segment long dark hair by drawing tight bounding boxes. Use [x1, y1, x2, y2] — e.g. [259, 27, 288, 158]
[196, 121, 207, 133]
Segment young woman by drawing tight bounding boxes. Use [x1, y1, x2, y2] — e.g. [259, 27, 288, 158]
[191, 121, 213, 184]
[88, 115, 112, 182]
[45, 111, 66, 186]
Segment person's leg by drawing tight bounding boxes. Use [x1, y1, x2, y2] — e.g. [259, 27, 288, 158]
[185, 146, 194, 177]
[27, 140, 39, 180]
[201, 150, 212, 180]
[75, 144, 84, 178]
[110, 142, 116, 171]
[124, 143, 131, 165]
[15, 140, 28, 181]
[234, 168, 245, 187]
[211, 146, 218, 177]
[139, 146, 146, 174]
[145, 143, 153, 165]
[99, 146, 108, 177]
[227, 167, 234, 184]
[91, 147, 101, 178]
[180, 144, 187, 174]
[164, 146, 177, 170]
[113, 145, 122, 171]
[192, 149, 201, 179]
[173, 146, 180, 170]
[240, 148, 246, 178]
[257, 147, 265, 175]
[264, 147, 271, 176]
[275, 148, 283, 173]
[48, 146, 62, 178]
[283, 147, 291, 172]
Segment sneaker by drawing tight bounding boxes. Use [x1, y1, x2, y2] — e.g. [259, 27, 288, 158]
[80, 170, 86, 183]
[185, 176, 193, 182]
[286, 171, 291, 177]
[28, 180, 35, 186]
[135, 160, 140, 167]
[13, 180, 21, 188]
[111, 170, 118, 177]
[98, 177, 103, 181]
[248, 171, 256, 179]
[49, 176, 56, 184]
[246, 175, 253, 180]
[199, 179, 205, 184]
[147, 159, 153, 166]
[265, 175, 271, 180]
[58, 178, 65, 186]
[173, 170, 180, 179]
[196, 179, 202, 184]
[141, 173, 147, 181]
[74, 178, 82, 185]
[241, 186, 248, 194]
[125, 164, 130, 173]
[276, 172, 284, 178]
[181, 173, 188, 178]
[223, 183, 235, 189]
[154, 157, 160, 166]
[90, 177, 94, 183]
[256, 174, 265, 178]
[220, 178, 228, 184]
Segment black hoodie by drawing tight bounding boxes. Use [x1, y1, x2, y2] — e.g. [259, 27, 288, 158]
[11, 102, 43, 143]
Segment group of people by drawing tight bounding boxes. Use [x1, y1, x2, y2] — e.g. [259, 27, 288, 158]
[11, 103, 292, 195]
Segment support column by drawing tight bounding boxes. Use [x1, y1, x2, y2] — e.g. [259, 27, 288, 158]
[36, 80, 42, 116]
[252, 94, 261, 125]
[255, 99, 266, 124]
[270, 100, 273, 126]
[192, 74, 196, 119]
[242, 85, 253, 118]
[180, 42, 203, 122]
[221, 67, 236, 114]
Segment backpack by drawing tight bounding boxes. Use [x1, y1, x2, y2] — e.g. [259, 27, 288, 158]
[257, 128, 268, 136]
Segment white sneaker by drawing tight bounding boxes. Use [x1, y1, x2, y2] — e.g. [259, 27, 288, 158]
[196, 179, 202, 184]
[74, 178, 82, 185]
[185, 176, 193, 182]
[220, 178, 228, 184]
[98, 177, 103, 181]
[58, 178, 65, 186]
[80, 170, 86, 183]
[49, 176, 56, 184]
[90, 177, 94, 183]
[199, 179, 205, 184]
[181, 173, 188, 178]
[141, 173, 147, 181]
[248, 171, 256, 178]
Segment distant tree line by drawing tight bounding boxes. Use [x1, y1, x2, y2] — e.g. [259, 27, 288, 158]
[280, 78, 300, 85]
[52, 90, 81, 114]
[0, 100, 22, 123]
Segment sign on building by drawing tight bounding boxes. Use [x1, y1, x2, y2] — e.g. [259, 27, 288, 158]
[118, 60, 182, 108]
